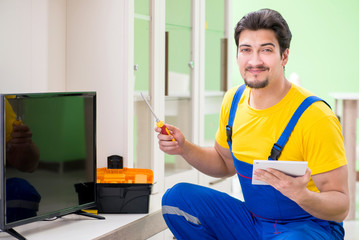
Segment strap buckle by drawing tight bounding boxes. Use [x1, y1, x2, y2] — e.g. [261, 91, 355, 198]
[269, 143, 282, 160]
[226, 125, 232, 143]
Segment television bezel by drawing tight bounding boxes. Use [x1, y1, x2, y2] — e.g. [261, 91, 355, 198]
[0, 91, 97, 231]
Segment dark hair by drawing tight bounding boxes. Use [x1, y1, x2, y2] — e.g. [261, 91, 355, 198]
[234, 9, 292, 56]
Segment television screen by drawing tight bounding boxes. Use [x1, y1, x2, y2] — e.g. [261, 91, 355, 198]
[0, 92, 98, 239]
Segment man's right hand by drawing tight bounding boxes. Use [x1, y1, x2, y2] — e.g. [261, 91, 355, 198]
[155, 124, 185, 156]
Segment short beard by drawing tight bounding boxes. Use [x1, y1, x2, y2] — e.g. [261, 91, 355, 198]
[244, 78, 269, 89]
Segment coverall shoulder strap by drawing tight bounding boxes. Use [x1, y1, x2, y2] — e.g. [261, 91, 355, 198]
[226, 84, 246, 146]
[268, 96, 331, 160]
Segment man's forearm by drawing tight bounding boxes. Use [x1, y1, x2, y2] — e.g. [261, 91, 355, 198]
[181, 140, 234, 178]
[295, 189, 349, 222]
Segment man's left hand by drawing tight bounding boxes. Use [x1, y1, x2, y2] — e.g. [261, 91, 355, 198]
[253, 167, 311, 201]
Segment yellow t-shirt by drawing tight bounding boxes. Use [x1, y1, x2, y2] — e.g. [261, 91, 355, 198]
[215, 84, 347, 192]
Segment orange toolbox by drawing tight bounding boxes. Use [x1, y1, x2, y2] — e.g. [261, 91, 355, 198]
[96, 167, 153, 184]
[95, 155, 154, 213]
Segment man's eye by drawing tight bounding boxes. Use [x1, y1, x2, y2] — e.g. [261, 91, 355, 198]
[263, 48, 273, 52]
[240, 48, 251, 53]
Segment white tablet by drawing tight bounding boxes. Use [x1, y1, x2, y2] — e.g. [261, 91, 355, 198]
[252, 160, 308, 185]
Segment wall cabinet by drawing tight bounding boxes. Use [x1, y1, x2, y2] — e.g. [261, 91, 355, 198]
[133, 0, 235, 209]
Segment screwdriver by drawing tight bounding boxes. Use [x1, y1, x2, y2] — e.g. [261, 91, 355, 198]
[140, 92, 175, 141]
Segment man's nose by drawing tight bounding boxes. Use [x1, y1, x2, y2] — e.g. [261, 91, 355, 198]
[248, 53, 263, 66]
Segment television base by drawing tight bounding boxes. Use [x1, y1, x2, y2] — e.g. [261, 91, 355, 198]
[2, 228, 26, 240]
[75, 210, 106, 220]
[0, 211, 105, 240]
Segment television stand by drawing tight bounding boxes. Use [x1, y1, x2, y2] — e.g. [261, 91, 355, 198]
[0, 211, 105, 240]
[1, 228, 26, 240]
[75, 210, 105, 220]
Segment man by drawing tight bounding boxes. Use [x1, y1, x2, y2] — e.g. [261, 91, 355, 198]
[157, 8, 349, 240]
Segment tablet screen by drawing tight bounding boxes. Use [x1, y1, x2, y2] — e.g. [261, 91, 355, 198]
[252, 160, 308, 185]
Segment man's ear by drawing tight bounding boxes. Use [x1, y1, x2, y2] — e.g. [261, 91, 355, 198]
[282, 48, 289, 67]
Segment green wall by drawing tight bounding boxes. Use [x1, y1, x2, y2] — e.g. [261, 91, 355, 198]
[231, 0, 359, 106]
[134, 0, 150, 91]
[205, 0, 225, 91]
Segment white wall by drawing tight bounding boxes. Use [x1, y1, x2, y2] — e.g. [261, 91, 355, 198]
[0, 0, 49, 92]
[66, 0, 133, 167]
[0, 0, 133, 168]
[48, 0, 67, 91]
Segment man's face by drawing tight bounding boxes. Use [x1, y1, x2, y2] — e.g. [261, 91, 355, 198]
[236, 29, 288, 89]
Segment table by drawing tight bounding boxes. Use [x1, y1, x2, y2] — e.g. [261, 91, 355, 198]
[0, 210, 166, 240]
[329, 93, 359, 220]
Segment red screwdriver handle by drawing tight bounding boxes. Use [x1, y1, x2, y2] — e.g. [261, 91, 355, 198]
[157, 121, 175, 141]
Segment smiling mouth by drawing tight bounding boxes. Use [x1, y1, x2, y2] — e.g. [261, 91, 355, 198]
[245, 66, 269, 74]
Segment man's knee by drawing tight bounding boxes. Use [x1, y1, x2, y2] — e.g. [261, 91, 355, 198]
[162, 182, 192, 206]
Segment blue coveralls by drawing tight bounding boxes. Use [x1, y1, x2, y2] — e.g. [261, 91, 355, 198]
[6, 177, 41, 223]
[162, 85, 345, 240]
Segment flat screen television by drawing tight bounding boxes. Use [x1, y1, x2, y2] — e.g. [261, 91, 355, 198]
[0, 92, 102, 240]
